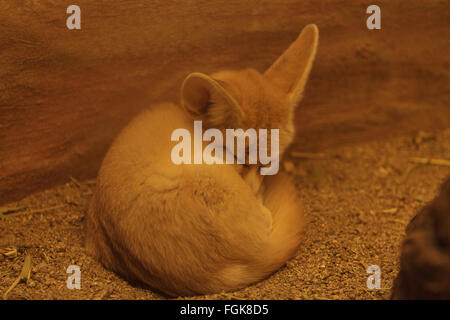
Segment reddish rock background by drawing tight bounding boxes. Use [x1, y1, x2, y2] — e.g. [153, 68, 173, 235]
[1, 0, 449, 204]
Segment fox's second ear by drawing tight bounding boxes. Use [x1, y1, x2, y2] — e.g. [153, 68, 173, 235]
[265, 24, 319, 108]
[181, 72, 243, 127]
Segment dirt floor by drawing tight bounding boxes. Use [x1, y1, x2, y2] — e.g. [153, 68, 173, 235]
[1, 128, 449, 300]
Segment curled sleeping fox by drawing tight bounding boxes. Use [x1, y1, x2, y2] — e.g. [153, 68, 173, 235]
[85, 24, 319, 297]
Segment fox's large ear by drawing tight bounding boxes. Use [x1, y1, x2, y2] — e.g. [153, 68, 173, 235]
[264, 24, 319, 108]
[181, 72, 244, 127]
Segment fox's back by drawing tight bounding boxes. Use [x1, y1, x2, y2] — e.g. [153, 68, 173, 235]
[85, 103, 272, 295]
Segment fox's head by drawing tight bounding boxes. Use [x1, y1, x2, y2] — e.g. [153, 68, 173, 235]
[181, 24, 319, 162]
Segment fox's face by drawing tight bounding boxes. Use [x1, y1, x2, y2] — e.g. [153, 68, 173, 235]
[209, 69, 294, 157]
[181, 24, 319, 164]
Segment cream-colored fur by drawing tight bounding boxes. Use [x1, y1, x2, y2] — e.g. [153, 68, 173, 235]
[85, 24, 319, 297]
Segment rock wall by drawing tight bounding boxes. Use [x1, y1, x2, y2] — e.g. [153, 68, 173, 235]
[1, 0, 449, 204]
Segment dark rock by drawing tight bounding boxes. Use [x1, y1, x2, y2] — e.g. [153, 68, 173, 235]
[392, 177, 450, 299]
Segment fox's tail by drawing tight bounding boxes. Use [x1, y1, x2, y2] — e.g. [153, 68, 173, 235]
[257, 172, 306, 273]
[213, 172, 306, 291]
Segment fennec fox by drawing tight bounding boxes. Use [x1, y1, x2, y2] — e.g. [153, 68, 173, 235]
[85, 24, 319, 297]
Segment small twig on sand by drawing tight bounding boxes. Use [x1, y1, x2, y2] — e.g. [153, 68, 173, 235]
[7, 205, 66, 217]
[2, 255, 32, 300]
[389, 219, 406, 225]
[0, 207, 26, 219]
[291, 152, 328, 160]
[381, 208, 398, 214]
[0, 206, 26, 214]
[41, 251, 49, 264]
[409, 157, 450, 167]
[69, 176, 81, 188]
[313, 296, 332, 300]
[0, 247, 18, 259]
[221, 293, 246, 300]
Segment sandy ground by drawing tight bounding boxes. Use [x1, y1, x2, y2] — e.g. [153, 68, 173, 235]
[1, 128, 449, 300]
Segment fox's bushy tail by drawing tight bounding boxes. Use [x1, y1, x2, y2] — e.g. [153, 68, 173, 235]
[257, 172, 306, 273]
[214, 172, 306, 291]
